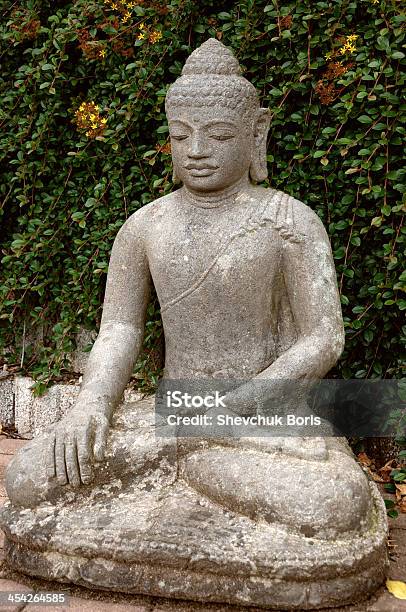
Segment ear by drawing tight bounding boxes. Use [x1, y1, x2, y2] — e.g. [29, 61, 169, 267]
[249, 108, 271, 183]
[172, 168, 181, 185]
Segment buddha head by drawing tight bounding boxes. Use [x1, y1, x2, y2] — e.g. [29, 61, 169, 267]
[165, 38, 270, 193]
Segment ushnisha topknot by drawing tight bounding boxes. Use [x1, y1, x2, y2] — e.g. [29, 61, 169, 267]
[165, 38, 259, 115]
[181, 38, 241, 76]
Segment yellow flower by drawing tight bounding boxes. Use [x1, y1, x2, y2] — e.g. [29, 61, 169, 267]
[99, 49, 106, 58]
[137, 32, 145, 40]
[90, 114, 96, 121]
[346, 44, 357, 53]
[347, 34, 358, 42]
[150, 30, 162, 43]
[139, 22, 145, 30]
[100, 117, 107, 124]
[371, 0, 379, 4]
[325, 51, 332, 60]
[339, 46, 347, 55]
[91, 123, 98, 129]
[85, 130, 91, 137]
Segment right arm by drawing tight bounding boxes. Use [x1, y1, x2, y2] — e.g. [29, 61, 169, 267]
[50, 213, 151, 487]
[78, 213, 151, 414]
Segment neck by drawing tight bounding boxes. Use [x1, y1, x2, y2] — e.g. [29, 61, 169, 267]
[182, 176, 251, 209]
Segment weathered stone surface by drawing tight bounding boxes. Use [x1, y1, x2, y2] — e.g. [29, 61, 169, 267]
[14, 376, 81, 437]
[31, 384, 80, 437]
[1, 399, 388, 610]
[14, 376, 35, 437]
[0, 379, 14, 429]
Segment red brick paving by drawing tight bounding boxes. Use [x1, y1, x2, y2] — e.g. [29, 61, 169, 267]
[0, 438, 27, 456]
[0, 578, 33, 612]
[25, 598, 150, 612]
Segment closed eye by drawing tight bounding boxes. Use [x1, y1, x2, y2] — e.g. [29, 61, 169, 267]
[171, 134, 189, 141]
[208, 133, 236, 141]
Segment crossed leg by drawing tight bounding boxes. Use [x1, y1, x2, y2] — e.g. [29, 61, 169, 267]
[180, 441, 372, 538]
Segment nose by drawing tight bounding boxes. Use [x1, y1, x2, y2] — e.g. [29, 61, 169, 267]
[188, 134, 211, 159]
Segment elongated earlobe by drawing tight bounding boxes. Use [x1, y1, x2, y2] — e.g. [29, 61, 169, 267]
[249, 108, 271, 183]
[172, 168, 181, 185]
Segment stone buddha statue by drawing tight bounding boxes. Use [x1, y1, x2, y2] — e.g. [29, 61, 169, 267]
[1, 40, 387, 610]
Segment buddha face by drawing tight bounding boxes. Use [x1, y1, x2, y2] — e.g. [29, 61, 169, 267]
[167, 106, 254, 193]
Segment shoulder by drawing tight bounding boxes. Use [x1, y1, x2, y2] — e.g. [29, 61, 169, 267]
[115, 190, 179, 240]
[253, 186, 329, 244]
[287, 194, 328, 239]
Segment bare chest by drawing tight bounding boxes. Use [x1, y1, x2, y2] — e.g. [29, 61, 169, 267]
[146, 209, 283, 309]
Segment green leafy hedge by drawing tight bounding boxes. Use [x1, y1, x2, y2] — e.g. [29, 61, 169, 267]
[0, 0, 405, 390]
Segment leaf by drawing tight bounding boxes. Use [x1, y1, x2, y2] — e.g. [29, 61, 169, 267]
[357, 115, 373, 124]
[380, 460, 395, 481]
[333, 246, 346, 259]
[386, 580, 406, 600]
[387, 509, 399, 519]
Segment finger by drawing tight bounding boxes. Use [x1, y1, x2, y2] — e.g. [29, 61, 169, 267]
[46, 433, 56, 479]
[93, 418, 109, 462]
[65, 434, 81, 488]
[77, 427, 93, 485]
[54, 438, 68, 485]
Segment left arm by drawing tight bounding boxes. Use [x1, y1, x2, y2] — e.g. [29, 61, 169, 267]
[258, 207, 345, 381]
[224, 204, 345, 414]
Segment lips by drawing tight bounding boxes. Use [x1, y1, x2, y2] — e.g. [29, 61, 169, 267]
[184, 165, 219, 176]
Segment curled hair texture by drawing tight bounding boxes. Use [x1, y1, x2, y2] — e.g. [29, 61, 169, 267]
[165, 39, 259, 114]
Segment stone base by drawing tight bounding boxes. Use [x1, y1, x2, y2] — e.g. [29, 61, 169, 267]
[0, 398, 389, 610]
[1, 482, 388, 610]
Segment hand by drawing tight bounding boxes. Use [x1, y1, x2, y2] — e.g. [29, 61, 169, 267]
[47, 402, 110, 488]
[222, 383, 258, 416]
[223, 379, 304, 416]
